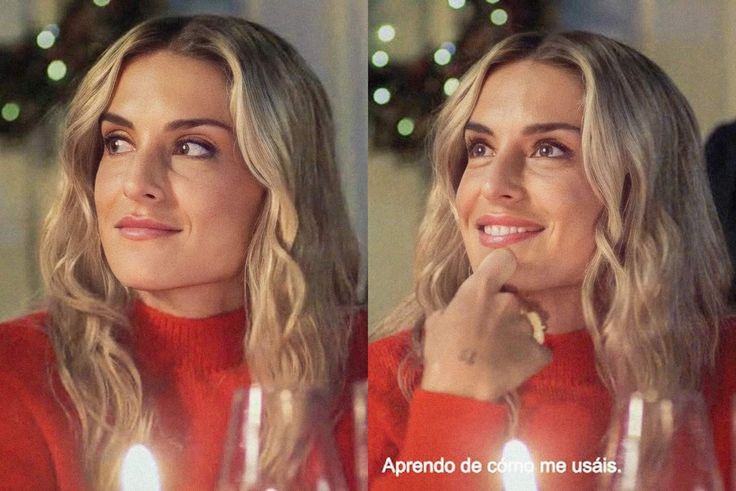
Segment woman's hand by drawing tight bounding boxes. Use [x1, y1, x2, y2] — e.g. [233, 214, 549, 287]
[420, 248, 552, 402]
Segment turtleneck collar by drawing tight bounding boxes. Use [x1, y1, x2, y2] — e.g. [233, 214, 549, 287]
[130, 299, 247, 374]
[525, 328, 602, 389]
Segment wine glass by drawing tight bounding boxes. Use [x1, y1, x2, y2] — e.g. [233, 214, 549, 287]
[218, 386, 348, 491]
[607, 391, 723, 491]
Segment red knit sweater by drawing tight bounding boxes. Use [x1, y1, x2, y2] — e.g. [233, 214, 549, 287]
[368, 320, 736, 490]
[0, 302, 367, 491]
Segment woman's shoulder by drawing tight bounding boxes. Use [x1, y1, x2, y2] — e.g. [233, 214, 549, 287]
[719, 316, 736, 350]
[0, 311, 54, 379]
[369, 329, 413, 367]
[368, 329, 414, 395]
[0, 310, 51, 348]
[707, 316, 736, 397]
[346, 309, 368, 382]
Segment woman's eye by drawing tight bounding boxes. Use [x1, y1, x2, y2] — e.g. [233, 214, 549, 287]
[175, 140, 215, 158]
[533, 143, 568, 158]
[467, 142, 491, 158]
[104, 136, 134, 155]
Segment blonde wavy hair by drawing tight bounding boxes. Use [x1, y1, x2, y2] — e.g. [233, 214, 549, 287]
[375, 30, 731, 457]
[40, 15, 359, 490]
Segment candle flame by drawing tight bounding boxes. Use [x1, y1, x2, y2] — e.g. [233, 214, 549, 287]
[501, 439, 538, 491]
[121, 444, 161, 491]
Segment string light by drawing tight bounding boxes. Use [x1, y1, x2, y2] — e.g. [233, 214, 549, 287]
[377, 24, 396, 43]
[440, 41, 456, 55]
[47, 60, 67, 81]
[487, 0, 500, 3]
[490, 8, 509, 25]
[443, 78, 460, 96]
[93, 0, 111, 6]
[1, 103, 20, 122]
[433, 48, 452, 66]
[372, 50, 389, 68]
[373, 88, 391, 105]
[448, 0, 466, 9]
[36, 30, 55, 49]
[397, 118, 415, 136]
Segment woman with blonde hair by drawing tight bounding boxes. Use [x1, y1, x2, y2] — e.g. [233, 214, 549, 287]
[0, 15, 365, 490]
[369, 31, 735, 489]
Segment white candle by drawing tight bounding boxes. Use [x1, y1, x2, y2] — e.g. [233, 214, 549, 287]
[121, 444, 161, 491]
[501, 439, 538, 491]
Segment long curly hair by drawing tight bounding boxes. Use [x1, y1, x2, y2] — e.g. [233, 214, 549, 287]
[40, 15, 359, 489]
[374, 30, 731, 451]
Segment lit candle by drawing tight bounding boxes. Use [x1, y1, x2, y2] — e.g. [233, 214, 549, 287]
[501, 439, 538, 491]
[121, 444, 161, 491]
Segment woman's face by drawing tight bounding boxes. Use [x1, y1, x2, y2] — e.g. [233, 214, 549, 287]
[455, 60, 603, 294]
[95, 50, 265, 315]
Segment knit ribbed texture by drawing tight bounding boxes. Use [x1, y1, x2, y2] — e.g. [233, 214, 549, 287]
[0, 304, 367, 491]
[131, 300, 247, 373]
[369, 322, 736, 490]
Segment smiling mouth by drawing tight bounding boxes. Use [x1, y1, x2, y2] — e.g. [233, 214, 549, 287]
[478, 225, 544, 246]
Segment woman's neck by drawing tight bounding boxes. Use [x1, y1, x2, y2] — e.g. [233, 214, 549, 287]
[516, 284, 586, 334]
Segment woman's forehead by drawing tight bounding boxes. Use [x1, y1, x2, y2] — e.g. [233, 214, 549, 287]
[106, 50, 233, 126]
[469, 60, 584, 131]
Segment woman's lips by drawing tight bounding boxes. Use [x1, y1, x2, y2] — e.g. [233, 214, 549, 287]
[114, 216, 182, 241]
[475, 215, 544, 247]
[478, 226, 543, 247]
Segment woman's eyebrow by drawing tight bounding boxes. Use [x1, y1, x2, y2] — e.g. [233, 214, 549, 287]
[522, 122, 580, 134]
[99, 112, 232, 132]
[463, 121, 580, 135]
[100, 112, 133, 128]
[465, 121, 492, 135]
[166, 118, 232, 132]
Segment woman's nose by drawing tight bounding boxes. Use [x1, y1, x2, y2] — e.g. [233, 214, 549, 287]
[122, 147, 166, 203]
[479, 148, 525, 203]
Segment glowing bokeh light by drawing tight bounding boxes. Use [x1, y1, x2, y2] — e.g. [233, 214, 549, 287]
[397, 118, 415, 136]
[490, 8, 509, 25]
[36, 30, 55, 49]
[440, 41, 457, 55]
[120, 445, 161, 491]
[500, 439, 538, 491]
[47, 60, 67, 81]
[1, 103, 20, 122]
[443, 78, 460, 96]
[93, 0, 111, 6]
[377, 24, 396, 42]
[434, 48, 452, 66]
[448, 0, 466, 9]
[373, 88, 391, 105]
[372, 50, 389, 68]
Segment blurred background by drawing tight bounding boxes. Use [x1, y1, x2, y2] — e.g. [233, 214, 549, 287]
[0, 0, 367, 321]
[369, 0, 736, 325]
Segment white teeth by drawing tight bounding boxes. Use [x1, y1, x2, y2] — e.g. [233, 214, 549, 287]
[482, 225, 536, 236]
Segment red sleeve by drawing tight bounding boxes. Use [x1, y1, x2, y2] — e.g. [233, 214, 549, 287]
[708, 317, 736, 491]
[0, 313, 85, 491]
[369, 332, 509, 490]
[0, 376, 57, 491]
